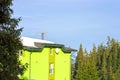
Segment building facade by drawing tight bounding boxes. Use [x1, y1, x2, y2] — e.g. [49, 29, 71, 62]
[20, 37, 76, 80]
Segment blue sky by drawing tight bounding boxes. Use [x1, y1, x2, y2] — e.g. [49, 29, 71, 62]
[12, 0, 120, 52]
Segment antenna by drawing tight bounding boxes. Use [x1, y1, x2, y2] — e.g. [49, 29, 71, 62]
[41, 32, 45, 40]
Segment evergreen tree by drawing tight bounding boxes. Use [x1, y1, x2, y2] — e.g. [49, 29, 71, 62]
[116, 43, 120, 80]
[101, 48, 107, 80]
[75, 44, 84, 80]
[91, 44, 97, 64]
[72, 37, 120, 80]
[89, 45, 100, 80]
[97, 44, 105, 69]
[0, 0, 26, 80]
[111, 39, 118, 72]
[82, 48, 88, 80]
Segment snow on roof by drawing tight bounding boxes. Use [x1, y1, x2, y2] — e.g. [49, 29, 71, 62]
[21, 37, 55, 48]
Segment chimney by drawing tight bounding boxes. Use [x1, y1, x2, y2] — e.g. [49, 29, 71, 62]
[41, 32, 45, 40]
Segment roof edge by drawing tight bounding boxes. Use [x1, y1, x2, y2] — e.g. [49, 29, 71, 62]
[23, 42, 77, 53]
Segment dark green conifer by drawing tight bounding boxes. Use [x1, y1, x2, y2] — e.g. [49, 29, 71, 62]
[0, 0, 26, 80]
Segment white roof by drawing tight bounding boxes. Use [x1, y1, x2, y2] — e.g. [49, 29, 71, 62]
[21, 37, 54, 48]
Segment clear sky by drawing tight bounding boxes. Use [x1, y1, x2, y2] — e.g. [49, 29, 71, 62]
[12, 0, 120, 52]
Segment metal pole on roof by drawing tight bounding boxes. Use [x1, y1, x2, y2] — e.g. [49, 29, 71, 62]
[41, 32, 45, 40]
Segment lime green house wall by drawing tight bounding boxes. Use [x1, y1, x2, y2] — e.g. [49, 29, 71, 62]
[20, 48, 49, 80]
[20, 37, 77, 80]
[55, 49, 71, 80]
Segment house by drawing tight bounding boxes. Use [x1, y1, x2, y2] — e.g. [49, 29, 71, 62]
[20, 37, 77, 80]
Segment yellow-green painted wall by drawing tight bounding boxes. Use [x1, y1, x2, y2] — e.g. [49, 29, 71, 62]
[20, 47, 71, 80]
[21, 48, 49, 80]
[55, 48, 71, 80]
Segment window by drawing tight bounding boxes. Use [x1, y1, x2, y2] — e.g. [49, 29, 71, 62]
[49, 63, 54, 75]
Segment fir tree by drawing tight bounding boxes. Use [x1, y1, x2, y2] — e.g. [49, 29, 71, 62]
[75, 44, 84, 80]
[101, 49, 107, 80]
[72, 37, 120, 80]
[0, 0, 26, 80]
[89, 45, 100, 80]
